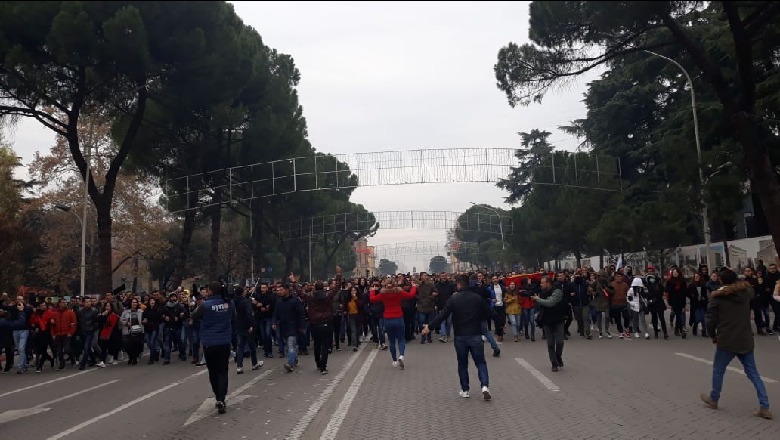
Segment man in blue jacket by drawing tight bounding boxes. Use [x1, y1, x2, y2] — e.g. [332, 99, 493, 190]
[191, 281, 234, 414]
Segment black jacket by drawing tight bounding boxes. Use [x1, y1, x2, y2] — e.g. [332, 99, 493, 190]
[234, 295, 254, 333]
[429, 290, 489, 337]
[305, 290, 337, 325]
[251, 291, 276, 320]
[434, 281, 455, 310]
[272, 295, 305, 338]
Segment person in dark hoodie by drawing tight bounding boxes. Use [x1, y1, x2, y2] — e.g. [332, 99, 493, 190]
[162, 292, 186, 364]
[272, 284, 305, 373]
[644, 266, 668, 340]
[191, 281, 234, 415]
[700, 268, 772, 420]
[142, 297, 163, 364]
[234, 286, 263, 374]
[302, 281, 337, 374]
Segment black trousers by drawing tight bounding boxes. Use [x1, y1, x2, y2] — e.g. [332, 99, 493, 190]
[542, 322, 565, 366]
[402, 307, 416, 340]
[204, 344, 230, 403]
[650, 309, 668, 335]
[331, 315, 342, 348]
[311, 323, 332, 371]
[493, 306, 506, 336]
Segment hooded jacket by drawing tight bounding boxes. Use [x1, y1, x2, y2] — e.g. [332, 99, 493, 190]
[305, 290, 336, 325]
[706, 281, 755, 354]
[627, 277, 646, 313]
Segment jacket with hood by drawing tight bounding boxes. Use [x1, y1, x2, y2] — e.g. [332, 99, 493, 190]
[644, 274, 666, 313]
[706, 281, 755, 354]
[627, 277, 647, 313]
[305, 289, 337, 325]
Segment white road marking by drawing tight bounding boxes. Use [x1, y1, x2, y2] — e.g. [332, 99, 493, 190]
[515, 358, 560, 392]
[0, 369, 95, 399]
[319, 348, 378, 440]
[46, 369, 208, 440]
[0, 379, 119, 424]
[675, 352, 778, 384]
[183, 369, 273, 427]
[285, 343, 366, 440]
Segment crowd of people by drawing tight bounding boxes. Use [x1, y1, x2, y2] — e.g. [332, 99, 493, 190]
[1, 263, 778, 380]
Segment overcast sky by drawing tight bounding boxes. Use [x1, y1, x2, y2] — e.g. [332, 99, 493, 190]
[6, 1, 594, 273]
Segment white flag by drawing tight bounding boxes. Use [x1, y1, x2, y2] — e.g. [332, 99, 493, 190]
[616, 255, 623, 270]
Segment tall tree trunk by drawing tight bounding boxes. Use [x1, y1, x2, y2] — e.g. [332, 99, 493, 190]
[95, 198, 113, 294]
[132, 256, 139, 293]
[170, 206, 197, 289]
[208, 202, 222, 280]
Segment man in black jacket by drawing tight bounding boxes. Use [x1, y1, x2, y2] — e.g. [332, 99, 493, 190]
[77, 297, 99, 370]
[423, 274, 492, 401]
[234, 286, 263, 374]
[272, 284, 305, 372]
[434, 273, 455, 342]
[302, 281, 337, 374]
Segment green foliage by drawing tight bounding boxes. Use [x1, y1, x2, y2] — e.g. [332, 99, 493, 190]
[428, 256, 449, 274]
[493, 1, 780, 263]
[378, 259, 398, 276]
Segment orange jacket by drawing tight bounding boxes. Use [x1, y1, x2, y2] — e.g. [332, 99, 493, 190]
[49, 308, 77, 337]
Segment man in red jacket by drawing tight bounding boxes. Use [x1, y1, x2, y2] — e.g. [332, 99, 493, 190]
[50, 299, 77, 370]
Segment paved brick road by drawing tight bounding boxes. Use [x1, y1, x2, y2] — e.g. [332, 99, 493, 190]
[1, 332, 777, 440]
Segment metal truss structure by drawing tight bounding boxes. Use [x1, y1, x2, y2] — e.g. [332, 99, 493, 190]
[278, 210, 513, 241]
[164, 148, 622, 214]
[372, 241, 483, 260]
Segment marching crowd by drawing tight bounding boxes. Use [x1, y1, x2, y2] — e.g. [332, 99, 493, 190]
[1, 263, 779, 378]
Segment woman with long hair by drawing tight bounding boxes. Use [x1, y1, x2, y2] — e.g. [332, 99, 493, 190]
[688, 272, 708, 337]
[143, 297, 163, 364]
[504, 281, 522, 342]
[120, 298, 144, 365]
[96, 302, 120, 367]
[370, 278, 417, 369]
[665, 268, 688, 338]
[347, 286, 362, 352]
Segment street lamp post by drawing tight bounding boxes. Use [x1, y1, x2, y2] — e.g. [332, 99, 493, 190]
[56, 204, 86, 296]
[644, 50, 712, 269]
[469, 202, 505, 270]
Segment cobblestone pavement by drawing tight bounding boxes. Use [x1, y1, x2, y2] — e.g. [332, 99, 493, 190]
[1, 331, 778, 440]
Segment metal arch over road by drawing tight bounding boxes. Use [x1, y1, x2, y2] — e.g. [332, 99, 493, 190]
[372, 241, 483, 259]
[164, 148, 623, 213]
[277, 210, 514, 241]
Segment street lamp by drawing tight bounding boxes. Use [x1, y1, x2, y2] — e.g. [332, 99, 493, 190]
[643, 49, 712, 269]
[56, 204, 86, 296]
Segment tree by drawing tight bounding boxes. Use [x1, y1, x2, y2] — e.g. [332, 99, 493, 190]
[0, 1, 251, 293]
[495, 1, 780, 258]
[429, 256, 450, 274]
[378, 259, 398, 276]
[27, 115, 172, 293]
[0, 140, 33, 291]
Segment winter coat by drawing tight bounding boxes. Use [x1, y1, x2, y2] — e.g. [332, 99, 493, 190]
[415, 282, 437, 313]
[627, 277, 647, 313]
[272, 295, 305, 338]
[706, 281, 755, 354]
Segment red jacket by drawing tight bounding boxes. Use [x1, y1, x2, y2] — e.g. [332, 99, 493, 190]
[370, 285, 417, 319]
[49, 308, 77, 337]
[99, 313, 119, 340]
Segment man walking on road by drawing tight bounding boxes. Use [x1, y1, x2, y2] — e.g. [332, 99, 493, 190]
[191, 282, 233, 415]
[533, 276, 566, 372]
[700, 268, 773, 419]
[422, 274, 492, 400]
[302, 281, 337, 374]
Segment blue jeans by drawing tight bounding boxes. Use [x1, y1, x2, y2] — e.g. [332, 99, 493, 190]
[384, 318, 405, 361]
[439, 315, 452, 338]
[454, 335, 489, 392]
[257, 318, 273, 356]
[710, 349, 769, 409]
[521, 309, 536, 338]
[416, 312, 434, 341]
[693, 307, 706, 333]
[480, 321, 499, 351]
[163, 327, 184, 361]
[507, 314, 521, 337]
[286, 335, 298, 366]
[79, 331, 95, 368]
[236, 332, 257, 367]
[370, 315, 386, 344]
[13, 330, 30, 369]
[146, 329, 159, 358]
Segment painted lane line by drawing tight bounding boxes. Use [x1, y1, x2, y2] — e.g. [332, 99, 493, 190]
[286, 343, 367, 440]
[184, 369, 274, 427]
[515, 358, 560, 392]
[0, 379, 120, 425]
[0, 369, 95, 399]
[46, 369, 208, 440]
[675, 352, 777, 384]
[319, 348, 378, 440]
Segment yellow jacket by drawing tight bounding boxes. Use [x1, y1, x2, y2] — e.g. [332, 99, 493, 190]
[505, 291, 520, 315]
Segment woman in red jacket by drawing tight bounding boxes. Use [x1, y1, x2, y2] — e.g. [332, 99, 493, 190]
[96, 302, 120, 367]
[370, 278, 416, 370]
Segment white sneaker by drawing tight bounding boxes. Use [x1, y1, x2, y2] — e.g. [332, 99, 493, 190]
[392, 361, 398, 368]
[481, 386, 491, 400]
[634, 333, 640, 339]
[252, 361, 264, 370]
[111, 359, 118, 366]
[398, 355, 405, 370]
[606, 332, 613, 339]
[96, 361, 106, 368]
[236, 366, 244, 374]
[459, 390, 470, 398]
[481, 335, 487, 342]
